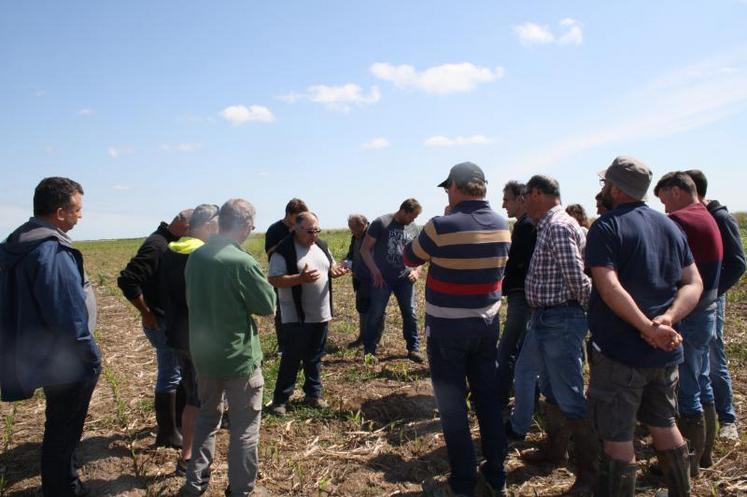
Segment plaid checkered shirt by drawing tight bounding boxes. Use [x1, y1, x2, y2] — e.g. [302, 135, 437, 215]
[525, 205, 591, 309]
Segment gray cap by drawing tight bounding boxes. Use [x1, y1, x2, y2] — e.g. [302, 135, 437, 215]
[190, 204, 219, 229]
[437, 161, 487, 188]
[599, 156, 652, 201]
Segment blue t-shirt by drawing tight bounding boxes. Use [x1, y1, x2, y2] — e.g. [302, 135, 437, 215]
[585, 202, 693, 368]
[367, 213, 420, 282]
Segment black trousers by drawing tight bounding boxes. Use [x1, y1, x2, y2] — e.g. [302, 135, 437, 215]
[42, 372, 99, 497]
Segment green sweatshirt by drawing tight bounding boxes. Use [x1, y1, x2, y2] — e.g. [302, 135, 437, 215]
[185, 234, 275, 378]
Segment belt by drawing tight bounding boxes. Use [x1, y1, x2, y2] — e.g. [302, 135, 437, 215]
[532, 300, 579, 310]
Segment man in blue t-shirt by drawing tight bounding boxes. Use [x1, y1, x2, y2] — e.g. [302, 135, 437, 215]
[586, 156, 702, 497]
[360, 198, 423, 361]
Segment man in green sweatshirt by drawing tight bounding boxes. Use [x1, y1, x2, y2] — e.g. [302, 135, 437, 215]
[182, 198, 275, 497]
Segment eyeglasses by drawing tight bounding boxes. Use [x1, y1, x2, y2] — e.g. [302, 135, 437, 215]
[304, 228, 321, 235]
[599, 178, 606, 186]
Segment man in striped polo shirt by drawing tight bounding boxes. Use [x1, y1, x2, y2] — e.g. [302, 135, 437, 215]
[404, 162, 510, 497]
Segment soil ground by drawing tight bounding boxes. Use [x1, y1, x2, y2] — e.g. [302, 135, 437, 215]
[2, 230, 746, 496]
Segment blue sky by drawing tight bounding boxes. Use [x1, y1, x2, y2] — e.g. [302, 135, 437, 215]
[2, 1, 747, 240]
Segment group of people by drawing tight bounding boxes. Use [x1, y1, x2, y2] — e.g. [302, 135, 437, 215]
[0, 155, 744, 497]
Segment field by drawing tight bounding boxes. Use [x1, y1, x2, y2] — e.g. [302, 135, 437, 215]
[2, 227, 747, 497]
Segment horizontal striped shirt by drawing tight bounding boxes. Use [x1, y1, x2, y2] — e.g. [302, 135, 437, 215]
[403, 200, 510, 338]
[525, 205, 591, 309]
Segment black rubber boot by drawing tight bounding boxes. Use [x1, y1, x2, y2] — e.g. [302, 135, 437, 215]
[595, 453, 637, 497]
[655, 443, 691, 497]
[567, 418, 600, 496]
[677, 413, 705, 477]
[701, 403, 717, 468]
[154, 391, 183, 448]
[521, 402, 570, 465]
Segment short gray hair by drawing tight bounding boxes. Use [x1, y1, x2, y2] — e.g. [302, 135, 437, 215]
[218, 198, 256, 233]
[295, 211, 318, 226]
[347, 213, 368, 226]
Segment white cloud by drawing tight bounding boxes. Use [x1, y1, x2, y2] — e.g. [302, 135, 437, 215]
[161, 143, 202, 153]
[424, 135, 493, 147]
[108, 146, 134, 159]
[219, 105, 275, 125]
[558, 18, 583, 45]
[514, 18, 583, 46]
[77, 108, 95, 116]
[362, 137, 390, 150]
[112, 185, 131, 191]
[280, 84, 380, 112]
[517, 51, 747, 171]
[513, 23, 555, 45]
[371, 62, 504, 95]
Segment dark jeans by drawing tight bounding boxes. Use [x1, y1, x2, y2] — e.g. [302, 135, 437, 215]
[364, 278, 419, 355]
[496, 292, 531, 410]
[272, 322, 328, 403]
[42, 373, 99, 497]
[428, 333, 507, 497]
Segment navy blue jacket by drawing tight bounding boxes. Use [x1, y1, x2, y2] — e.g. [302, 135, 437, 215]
[707, 200, 746, 296]
[0, 218, 100, 401]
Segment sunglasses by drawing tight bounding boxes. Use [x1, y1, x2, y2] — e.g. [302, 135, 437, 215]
[304, 228, 322, 235]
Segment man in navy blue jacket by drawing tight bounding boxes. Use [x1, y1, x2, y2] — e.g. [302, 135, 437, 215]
[0, 177, 100, 497]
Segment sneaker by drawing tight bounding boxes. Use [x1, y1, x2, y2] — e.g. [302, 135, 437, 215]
[720, 422, 739, 440]
[304, 396, 329, 409]
[267, 402, 287, 416]
[407, 350, 425, 364]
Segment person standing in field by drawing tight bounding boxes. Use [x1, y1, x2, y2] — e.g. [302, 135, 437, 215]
[360, 198, 424, 362]
[520, 175, 598, 495]
[183, 199, 275, 497]
[344, 213, 381, 348]
[587, 157, 701, 496]
[264, 198, 309, 355]
[159, 204, 220, 474]
[654, 171, 723, 477]
[0, 177, 100, 497]
[495, 181, 537, 436]
[118, 208, 193, 448]
[267, 212, 349, 416]
[404, 161, 511, 497]
[684, 169, 746, 444]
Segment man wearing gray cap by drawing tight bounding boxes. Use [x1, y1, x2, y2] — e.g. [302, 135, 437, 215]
[586, 156, 702, 496]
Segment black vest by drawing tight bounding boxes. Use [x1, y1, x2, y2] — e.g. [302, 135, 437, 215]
[274, 235, 334, 323]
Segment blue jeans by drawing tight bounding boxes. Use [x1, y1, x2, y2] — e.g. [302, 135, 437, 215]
[497, 292, 532, 410]
[428, 333, 507, 497]
[364, 278, 419, 355]
[531, 304, 588, 421]
[510, 325, 550, 435]
[144, 319, 182, 393]
[272, 322, 328, 403]
[678, 305, 716, 417]
[709, 295, 736, 424]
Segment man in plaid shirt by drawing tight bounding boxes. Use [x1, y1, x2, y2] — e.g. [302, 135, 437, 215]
[520, 175, 598, 495]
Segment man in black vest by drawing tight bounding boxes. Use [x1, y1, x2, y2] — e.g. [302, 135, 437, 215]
[266, 212, 349, 416]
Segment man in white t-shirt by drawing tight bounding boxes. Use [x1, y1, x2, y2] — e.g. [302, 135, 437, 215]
[266, 212, 349, 416]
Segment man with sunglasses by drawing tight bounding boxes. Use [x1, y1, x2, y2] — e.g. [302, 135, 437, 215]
[267, 212, 349, 415]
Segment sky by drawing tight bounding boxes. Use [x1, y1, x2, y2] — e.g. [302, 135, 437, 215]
[2, 1, 747, 240]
